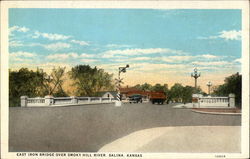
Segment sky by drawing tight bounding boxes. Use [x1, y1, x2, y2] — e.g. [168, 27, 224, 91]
[9, 9, 242, 91]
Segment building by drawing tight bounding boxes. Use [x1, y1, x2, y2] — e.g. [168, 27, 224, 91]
[119, 87, 151, 100]
[97, 91, 117, 99]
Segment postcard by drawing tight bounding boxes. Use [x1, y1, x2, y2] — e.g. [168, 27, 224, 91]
[1, 1, 249, 159]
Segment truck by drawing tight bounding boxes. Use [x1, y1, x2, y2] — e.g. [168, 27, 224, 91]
[149, 92, 166, 105]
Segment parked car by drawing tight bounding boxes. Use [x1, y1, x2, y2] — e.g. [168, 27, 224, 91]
[129, 94, 143, 103]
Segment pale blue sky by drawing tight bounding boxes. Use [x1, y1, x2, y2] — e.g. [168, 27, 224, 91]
[9, 9, 242, 88]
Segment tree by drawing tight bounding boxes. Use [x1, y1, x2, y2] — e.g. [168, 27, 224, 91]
[152, 83, 168, 92]
[167, 83, 184, 103]
[182, 86, 195, 104]
[133, 83, 153, 91]
[9, 67, 68, 107]
[9, 68, 44, 107]
[93, 69, 115, 94]
[134, 84, 141, 90]
[140, 83, 153, 91]
[166, 83, 202, 104]
[70, 65, 114, 96]
[41, 67, 66, 96]
[213, 72, 242, 107]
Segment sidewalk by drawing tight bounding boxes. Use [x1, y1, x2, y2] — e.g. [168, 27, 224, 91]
[99, 126, 241, 153]
[192, 108, 241, 115]
[173, 103, 241, 115]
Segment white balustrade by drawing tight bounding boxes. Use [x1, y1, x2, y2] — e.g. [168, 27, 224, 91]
[199, 97, 229, 107]
[192, 94, 235, 108]
[21, 96, 115, 107]
[54, 97, 72, 105]
[78, 97, 90, 104]
[27, 97, 46, 107]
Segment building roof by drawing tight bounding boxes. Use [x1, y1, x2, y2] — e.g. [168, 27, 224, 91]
[119, 87, 151, 96]
[97, 91, 117, 97]
[119, 87, 139, 93]
[126, 90, 151, 96]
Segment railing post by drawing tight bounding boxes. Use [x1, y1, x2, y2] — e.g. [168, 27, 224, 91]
[88, 97, 91, 103]
[45, 95, 54, 106]
[21, 96, 28, 107]
[192, 94, 202, 108]
[100, 97, 102, 103]
[229, 93, 235, 108]
[71, 96, 78, 104]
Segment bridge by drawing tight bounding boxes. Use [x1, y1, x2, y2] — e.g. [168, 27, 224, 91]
[21, 93, 236, 108]
[20, 95, 117, 107]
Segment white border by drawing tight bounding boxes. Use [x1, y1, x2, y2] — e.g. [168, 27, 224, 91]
[1, 1, 249, 159]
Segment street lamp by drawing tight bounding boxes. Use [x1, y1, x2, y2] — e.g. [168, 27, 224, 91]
[115, 64, 129, 106]
[207, 81, 212, 95]
[191, 68, 201, 89]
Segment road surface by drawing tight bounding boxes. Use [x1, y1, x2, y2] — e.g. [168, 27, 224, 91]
[9, 102, 241, 152]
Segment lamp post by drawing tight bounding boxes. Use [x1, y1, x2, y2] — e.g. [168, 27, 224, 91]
[115, 64, 129, 106]
[207, 81, 212, 95]
[191, 68, 201, 89]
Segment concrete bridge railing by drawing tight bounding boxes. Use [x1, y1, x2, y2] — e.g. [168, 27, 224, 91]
[192, 93, 235, 108]
[20, 95, 116, 107]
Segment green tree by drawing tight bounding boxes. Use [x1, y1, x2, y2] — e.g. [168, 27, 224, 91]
[140, 83, 153, 91]
[134, 83, 153, 91]
[152, 83, 168, 92]
[182, 86, 195, 104]
[168, 83, 184, 102]
[41, 67, 66, 96]
[134, 84, 141, 90]
[9, 68, 44, 107]
[9, 67, 68, 107]
[167, 84, 202, 104]
[70, 65, 114, 96]
[213, 72, 242, 107]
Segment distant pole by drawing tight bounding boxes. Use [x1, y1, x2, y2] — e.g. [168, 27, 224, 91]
[191, 68, 201, 89]
[116, 64, 129, 102]
[207, 81, 212, 95]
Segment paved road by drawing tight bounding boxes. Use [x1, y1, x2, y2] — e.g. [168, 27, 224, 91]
[9, 103, 241, 152]
[99, 126, 241, 153]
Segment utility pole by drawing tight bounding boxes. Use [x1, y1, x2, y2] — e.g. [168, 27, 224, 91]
[191, 68, 201, 89]
[115, 64, 129, 106]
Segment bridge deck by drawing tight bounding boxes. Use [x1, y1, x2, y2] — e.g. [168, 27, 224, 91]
[9, 103, 241, 152]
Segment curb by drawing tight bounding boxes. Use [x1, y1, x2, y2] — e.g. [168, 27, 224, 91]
[191, 109, 241, 115]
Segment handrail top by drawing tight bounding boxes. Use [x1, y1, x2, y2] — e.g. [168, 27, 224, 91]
[199, 97, 228, 99]
[27, 98, 45, 100]
[26, 96, 112, 99]
[53, 97, 72, 99]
